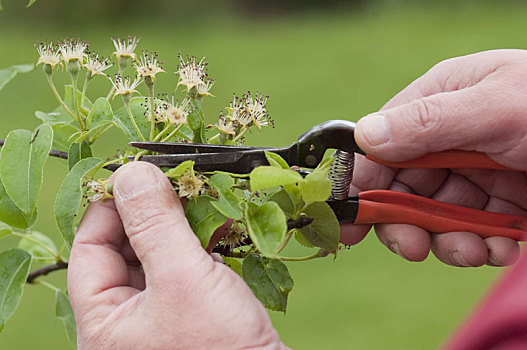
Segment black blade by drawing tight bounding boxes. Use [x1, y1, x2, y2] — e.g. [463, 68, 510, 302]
[129, 141, 271, 154]
[130, 144, 298, 173]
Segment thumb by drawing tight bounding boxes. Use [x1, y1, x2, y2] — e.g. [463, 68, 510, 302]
[112, 161, 209, 279]
[354, 86, 527, 167]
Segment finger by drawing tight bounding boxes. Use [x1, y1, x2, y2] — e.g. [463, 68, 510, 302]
[374, 223, 431, 262]
[68, 199, 140, 320]
[431, 231, 488, 267]
[354, 85, 527, 168]
[392, 168, 449, 197]
[112, 161, 212, 284]
[351, 154, 397, 191]
[452, 168, 527, 210]
[431, 173, 488, 210]
[428, 173, 491, 266]
[484, 197, 524, 266]
[381, 51, 507, 110]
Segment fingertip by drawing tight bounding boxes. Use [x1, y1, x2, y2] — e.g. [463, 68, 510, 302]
[431, 232, 488, 267]
[339, 223, 371, 246]
[355, 113, 391, 151]
[375, 224, 431, 262]
[485, 236, 521, 266]
[113, 161, 171, 202]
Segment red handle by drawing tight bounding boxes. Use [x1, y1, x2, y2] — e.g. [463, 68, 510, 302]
[354, 190, 527, 240]
[366, 150, 514, 170]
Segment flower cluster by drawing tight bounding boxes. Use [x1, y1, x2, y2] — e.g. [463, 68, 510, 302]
[176, 171, 205, 199]
[36, 38, 115, 78]
[111, 36, 140, 62]
[57, 38, 88, 66]
[134, 51, 164, 82]
[176, 54, 214, 97]
[109, 74, 142, 97]
[209, 92, 273, 143]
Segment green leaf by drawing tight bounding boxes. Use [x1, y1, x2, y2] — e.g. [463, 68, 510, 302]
[35, 110, 73, 125]
[26, 0, 36, 8]
[63, 85, 92, 110]
[36, 86, 91, 127]
[242, 254, 293, 312]
[55, 157, 103, 247]
[298, 159, 333, 206]
[184, 196, 227, 248]
[0, 222, 11, 240]
[87, 97, 113, 129]
[223, 256, 242, 276]
[208, 173, 242, 220]
[17, 231, 57, 259]
[268, 188, 295, 217]
[113, 97, 149, 141]
[0, 179, 36, 229]
[68, 141, 92, 170]
[250, 167, 302, 192]
[299, 201, 340, 251]
[0, 125, 53, 215]
[245, 202, 286, 257]
[55, 290, 76, 348]
[49, 124, 78, 152]
[208, 173, 234, 191]
[164, 160, 194, 178]
[188, 99, 206, 143]
[0, 64, 34, 91]
[294, 229, 316, 248]
[0, 249, 32, 332]
[264, 151, 289, 169]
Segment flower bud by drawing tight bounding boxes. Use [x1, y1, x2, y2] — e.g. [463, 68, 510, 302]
[119, 56, 130, 71]
[42, 64, 53, 76]
[67, 60, 81, 77]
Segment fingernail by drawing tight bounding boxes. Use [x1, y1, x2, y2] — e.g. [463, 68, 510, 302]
[114, 164, 162, 200]
[452, 251, 471, 267]
[389, 242, 402, 257]
[358, 113, 390, 146]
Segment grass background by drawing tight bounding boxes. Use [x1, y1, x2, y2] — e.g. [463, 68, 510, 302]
[0, 1, 526, 348]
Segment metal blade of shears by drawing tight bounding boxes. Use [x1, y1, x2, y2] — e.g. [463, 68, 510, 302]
[129, 143, 298, 173]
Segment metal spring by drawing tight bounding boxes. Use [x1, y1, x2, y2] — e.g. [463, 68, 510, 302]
[329, 150, 354, 200]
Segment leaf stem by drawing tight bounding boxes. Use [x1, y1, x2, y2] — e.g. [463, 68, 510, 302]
[153, 123, 172, 142]
[103, 157, 126, 167]
[160, 123, 184, 142]
[279, 251, 323, 262]
[80, 72, 90, 110]
[134, 150, 149, 162]
[71, 74, 85, 132]
[89, 123, 114, 143]
[148, 84, 156, 140]
[11, 232, 58, 259]
[276, 231, 294, 254]
[208, 133, 220, 143]
[45, 74, 80, 125]
[232, 127, 248, 143]
[33, 279, 60, 292]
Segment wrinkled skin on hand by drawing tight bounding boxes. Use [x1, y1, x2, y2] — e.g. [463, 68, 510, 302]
[341, 49, 527, 267]
[68, 162, 289, 350]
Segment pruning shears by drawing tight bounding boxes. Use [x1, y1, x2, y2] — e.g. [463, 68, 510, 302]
[129, 120, 527, 241]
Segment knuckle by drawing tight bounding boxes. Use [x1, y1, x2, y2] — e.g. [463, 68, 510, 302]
[407, 97, 442, 132]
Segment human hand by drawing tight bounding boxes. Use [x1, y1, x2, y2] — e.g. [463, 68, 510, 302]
[68, 162, 287, 350]
[341, 49, 527, 267]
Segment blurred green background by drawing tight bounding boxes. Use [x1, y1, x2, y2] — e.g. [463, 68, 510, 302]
[0, 0, 526, 348]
